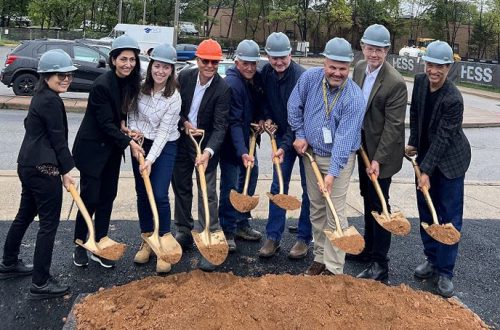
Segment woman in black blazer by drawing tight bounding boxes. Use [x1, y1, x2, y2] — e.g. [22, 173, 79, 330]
[0, 49, 77, 299]
[71, 35, 144, 269]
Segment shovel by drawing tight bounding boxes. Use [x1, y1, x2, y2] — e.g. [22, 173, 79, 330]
[404, 155, 461, 245]
[189, 128, 229, 265]
[264, 124, 301, 211]
[137, 153, 182, 264]
[359, 147, 411, 236]
[303, 151, 365, 255]
[68, 184, 126, 261]
[229, 126, 260, 213]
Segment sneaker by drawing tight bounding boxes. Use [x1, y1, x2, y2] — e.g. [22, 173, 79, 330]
[134, 242, 152, 264]
[226, 234, 237, 253]
[90, 254, 115, 269]
[0, 259, 33, 280]
[73, 246, 88, 267]
[436, 275, 454, 298]
[29, 277, 69, 300]
[304, 261, 325, 276]
[235, 226, 262, 241]
[414, 260, 435, 279]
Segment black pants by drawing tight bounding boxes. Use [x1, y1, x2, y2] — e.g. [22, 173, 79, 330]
[74, 150, 121, 242]
[3, 166, 62, 286]
[357, 154, 392, 266]
[172, 135, 220, 234]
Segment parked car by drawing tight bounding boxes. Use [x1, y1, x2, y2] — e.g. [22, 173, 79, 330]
[179, 22, 199, 36]
[179, 57, 269, 78]
[1, 39, 109, 96]
[176, 44, 198, 61]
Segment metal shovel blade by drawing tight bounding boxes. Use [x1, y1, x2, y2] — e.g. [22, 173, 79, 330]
[421, 222, 461, 245]
[75, 236, 127, 261]
[230, 189, 259, 213]
[192, 229, 229, 266]
[266, 192, 301, 210]
[141, 232, 182, 264]
[371, 210, 411, 236]
[324, 227, 365, 255]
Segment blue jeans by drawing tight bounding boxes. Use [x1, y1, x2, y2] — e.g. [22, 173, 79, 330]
[266, 143, 312, 244]
[219, 155, 258, 235]
[416, 167, 464, 278]
[132, 140, 177, 236]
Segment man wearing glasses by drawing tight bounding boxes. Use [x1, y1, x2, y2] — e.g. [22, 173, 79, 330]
[172, 39, 231, 271]
[350, 24, 407, 283]
[258, 32, 312, 259]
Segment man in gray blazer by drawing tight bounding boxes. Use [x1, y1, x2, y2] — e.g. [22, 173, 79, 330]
[351, 24, 407, 282]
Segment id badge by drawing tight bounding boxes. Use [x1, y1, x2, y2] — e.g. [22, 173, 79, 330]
[322, 127, 333, 144]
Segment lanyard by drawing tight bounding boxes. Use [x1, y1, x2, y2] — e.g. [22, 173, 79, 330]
[322, 78, 346, 118]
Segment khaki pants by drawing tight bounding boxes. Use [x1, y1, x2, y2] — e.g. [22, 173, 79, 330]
[303, 152, 356, 274]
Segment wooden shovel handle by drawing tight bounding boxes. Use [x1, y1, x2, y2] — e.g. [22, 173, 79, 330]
[404, 155, 439, 225]
[242, 128, 257, 195]
[138, 154, 160, 236]
[68, 184, 96, 244]
[303, 152, 343, 235]
[266, 127, 284, 195]
[358, 147, 390, 217]
[188, 128, 211, 232]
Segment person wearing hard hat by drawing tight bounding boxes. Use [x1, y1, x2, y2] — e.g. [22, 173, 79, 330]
[122, 44, 181, 274]
[406, 40, 471, 298]
[258, 32, 312, 259]
[0, 49, 77, 298]
[171, 39, 231, 271]
[218, 39, 267, 256]
[349, 24, 407, 283]
[72, 35, 144, 269]
[288, 37, 366, 276]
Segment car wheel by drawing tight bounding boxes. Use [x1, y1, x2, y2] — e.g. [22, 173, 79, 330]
[13, 73, 38, 96]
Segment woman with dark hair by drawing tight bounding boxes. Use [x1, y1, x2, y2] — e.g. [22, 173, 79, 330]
[72, 35, 144, 269]
[124, 43, 181, 274]
[0, 49, 77, 299]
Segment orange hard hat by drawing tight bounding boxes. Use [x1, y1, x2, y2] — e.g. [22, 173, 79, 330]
[196, 39, 223, 60]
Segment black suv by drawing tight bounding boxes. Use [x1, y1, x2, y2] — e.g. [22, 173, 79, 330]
[1, 39, 109, 96]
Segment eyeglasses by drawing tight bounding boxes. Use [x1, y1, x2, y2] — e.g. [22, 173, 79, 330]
[363, 46, 386, 55]
[56, 73, 74, 81]
[199, 59, 220, 66]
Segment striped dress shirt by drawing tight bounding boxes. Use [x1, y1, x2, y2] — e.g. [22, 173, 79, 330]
[288, 67, 366, 177]
[128, 89, 182, 163]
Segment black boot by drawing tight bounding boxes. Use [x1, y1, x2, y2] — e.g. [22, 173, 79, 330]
[357, 262, 389, 283]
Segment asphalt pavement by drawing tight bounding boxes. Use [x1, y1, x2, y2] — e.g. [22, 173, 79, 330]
[0, 218, 498, 329]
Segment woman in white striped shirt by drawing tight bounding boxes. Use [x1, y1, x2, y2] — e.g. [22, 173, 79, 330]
[126, 44, 181, 274]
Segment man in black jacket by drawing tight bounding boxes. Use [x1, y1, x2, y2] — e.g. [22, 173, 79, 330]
[172, 39, 231, 271]
[406, 41, 471, 298]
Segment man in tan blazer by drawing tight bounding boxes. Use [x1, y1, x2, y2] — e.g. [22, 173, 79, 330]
[351, 24, 407, 283]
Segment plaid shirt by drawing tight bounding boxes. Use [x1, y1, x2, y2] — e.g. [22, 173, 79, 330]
[128, 89, 181, 163]
[288, 67, 366, 177]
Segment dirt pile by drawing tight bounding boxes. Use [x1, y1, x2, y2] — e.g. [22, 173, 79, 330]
[73, 271, 488, 329]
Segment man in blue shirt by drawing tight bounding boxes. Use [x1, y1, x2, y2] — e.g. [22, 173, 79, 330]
[259, 32, 312, 259]
[218, 39, 267, 258]
[288, 37, 366, 276]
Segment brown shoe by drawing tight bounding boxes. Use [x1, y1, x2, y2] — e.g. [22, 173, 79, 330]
[258, 239, 280, 258]
[304, 261, 325, 276]
[288, 240, 308, 259]
[134, 241, 152, 264]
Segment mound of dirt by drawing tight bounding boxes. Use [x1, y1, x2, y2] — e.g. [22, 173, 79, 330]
[73, 271, 488, 329]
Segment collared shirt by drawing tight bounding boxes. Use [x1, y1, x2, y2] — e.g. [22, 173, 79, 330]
[187, 74, 214, 127]
[288, 67, 366, 177]
[128, 89, 181, 163]
[361, 63, 383, 105]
